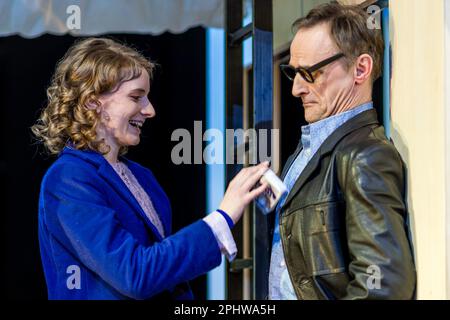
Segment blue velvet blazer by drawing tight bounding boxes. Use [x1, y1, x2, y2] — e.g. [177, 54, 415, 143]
[38, 147, 221, 299]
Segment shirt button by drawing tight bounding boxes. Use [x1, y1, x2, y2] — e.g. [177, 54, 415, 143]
[287, 234, 292, 240]
[299, 277, 310, 285]
[280, 260, 285, 267]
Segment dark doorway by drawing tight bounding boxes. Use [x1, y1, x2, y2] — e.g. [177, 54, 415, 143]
[0, 28, 207, 300]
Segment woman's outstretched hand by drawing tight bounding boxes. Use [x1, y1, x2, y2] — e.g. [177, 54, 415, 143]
[219, 161, 270, 224]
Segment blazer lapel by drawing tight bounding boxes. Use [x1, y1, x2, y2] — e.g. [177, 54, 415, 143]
[281, 149, 321, 210]
[123, 160, 172, 237]
[137, 177, 171, 238]
[61, 147, 167, 240]
[97, 162, 165, 242]
[281, 109, 380, 212]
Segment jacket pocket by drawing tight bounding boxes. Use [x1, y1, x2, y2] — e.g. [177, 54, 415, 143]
[313, 272, 350, 299]
[302, 201, 347, 276]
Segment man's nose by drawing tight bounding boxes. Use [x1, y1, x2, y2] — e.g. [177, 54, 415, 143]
[291, 74, 309, 97]
[142, 98, 156, 118]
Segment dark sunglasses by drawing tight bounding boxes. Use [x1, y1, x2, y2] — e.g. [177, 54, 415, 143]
[280, 53, 345, 83]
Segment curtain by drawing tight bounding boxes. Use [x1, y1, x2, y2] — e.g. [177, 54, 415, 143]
[0, 0, 224, 38]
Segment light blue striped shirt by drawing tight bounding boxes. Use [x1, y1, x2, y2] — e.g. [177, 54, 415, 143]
[268, 102, 373, 300]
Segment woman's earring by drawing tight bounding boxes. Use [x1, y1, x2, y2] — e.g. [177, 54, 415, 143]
[103, 112, 110, 121]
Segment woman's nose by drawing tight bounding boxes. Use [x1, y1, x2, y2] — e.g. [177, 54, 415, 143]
[142, 98, 156, 118]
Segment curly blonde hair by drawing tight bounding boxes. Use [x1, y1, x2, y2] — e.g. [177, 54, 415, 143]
[31, 37, 155, 155]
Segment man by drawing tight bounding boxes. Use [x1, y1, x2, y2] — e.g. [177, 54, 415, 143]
[269, 2, 416, 300]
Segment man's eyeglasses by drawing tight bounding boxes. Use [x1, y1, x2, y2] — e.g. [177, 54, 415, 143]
[280, 53, 345, 83]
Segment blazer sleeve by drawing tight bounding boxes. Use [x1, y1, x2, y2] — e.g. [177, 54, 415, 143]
[41, 161, 222, 300]
[340, 141, 416, 300]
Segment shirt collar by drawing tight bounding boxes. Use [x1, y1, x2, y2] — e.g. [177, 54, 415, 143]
[301, 102, 374, 156]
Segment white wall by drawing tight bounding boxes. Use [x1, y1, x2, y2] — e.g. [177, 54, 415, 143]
[445, 0, 450, 300]
[390, 0, 449, 299]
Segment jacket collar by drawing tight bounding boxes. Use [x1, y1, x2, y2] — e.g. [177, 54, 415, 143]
[281, 109, 380, 211]
[60, 146, 167, 241]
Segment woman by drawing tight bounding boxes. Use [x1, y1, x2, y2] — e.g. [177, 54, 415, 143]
[32, 38, 268, 300]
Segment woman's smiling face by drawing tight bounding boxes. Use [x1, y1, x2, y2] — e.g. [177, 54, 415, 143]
[97, 69, 155, 153]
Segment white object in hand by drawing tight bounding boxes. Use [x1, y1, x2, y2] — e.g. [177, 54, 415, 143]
[255, 169, 287, 215]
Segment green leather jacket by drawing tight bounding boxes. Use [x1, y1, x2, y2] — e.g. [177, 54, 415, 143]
[279, 109, 416, 299]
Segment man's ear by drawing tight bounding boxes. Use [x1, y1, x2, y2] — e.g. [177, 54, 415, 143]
[354, 54, 373, 84]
